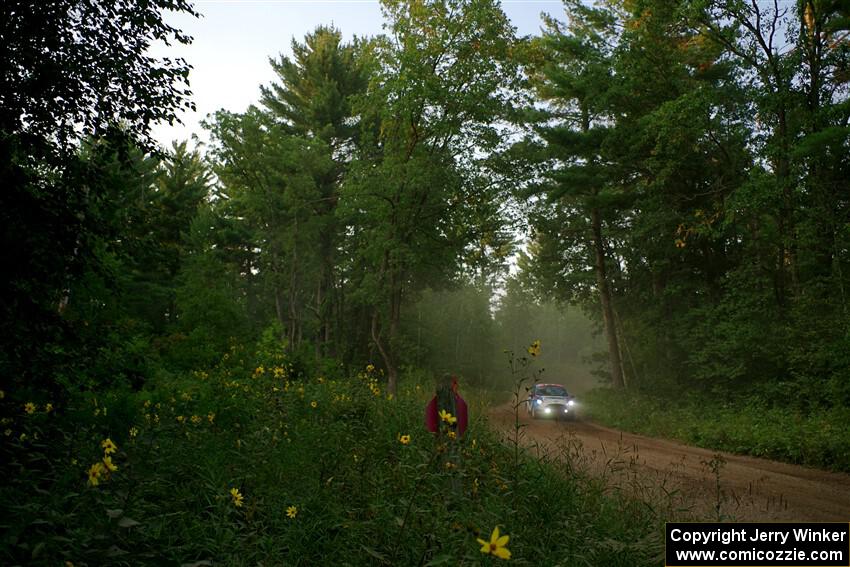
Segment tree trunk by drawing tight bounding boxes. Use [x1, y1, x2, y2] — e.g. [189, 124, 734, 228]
[580, 101, 624, 389]
[315, 273, 323, 360]
[385, 270, 402, 396]
[288, 217, 299, 349]
[775, 105, 797, 306]
[590, 205, 625, 389]
[274, 286, 286, 337]
[371, 310, 395, 395]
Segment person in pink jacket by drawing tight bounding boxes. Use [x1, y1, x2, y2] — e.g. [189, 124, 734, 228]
[425, 374, 468, 437]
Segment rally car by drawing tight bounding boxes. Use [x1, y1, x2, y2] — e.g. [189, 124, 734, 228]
[526, 383, 577, 420]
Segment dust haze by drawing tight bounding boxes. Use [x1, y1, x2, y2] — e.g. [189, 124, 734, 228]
[404, 285, 605, 396]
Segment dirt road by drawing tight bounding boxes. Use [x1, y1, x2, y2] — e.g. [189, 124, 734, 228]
[488, 403, 850, 522]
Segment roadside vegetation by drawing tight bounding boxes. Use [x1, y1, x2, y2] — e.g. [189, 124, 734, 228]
[586, 389, 850, 473]
[2, 340, 667, 565]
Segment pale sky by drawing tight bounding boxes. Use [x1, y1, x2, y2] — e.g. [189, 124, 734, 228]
[150, 0, 565, 148]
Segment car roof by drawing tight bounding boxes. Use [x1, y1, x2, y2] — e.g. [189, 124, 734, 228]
[534, 383, 566, 389]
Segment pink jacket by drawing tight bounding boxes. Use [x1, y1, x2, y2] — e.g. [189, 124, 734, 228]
[425, 392, 468, 436]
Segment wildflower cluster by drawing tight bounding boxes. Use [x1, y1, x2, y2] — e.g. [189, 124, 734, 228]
[361, 364, 382, 396]
[87, 438, 119, 487]
[230, 487, 244, 507]
[527, 339, 541, 357]
[142, 399, 161, 425]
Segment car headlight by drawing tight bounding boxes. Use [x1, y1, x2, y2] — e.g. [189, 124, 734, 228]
[535, 399, 542, 405]
[567, 400, 575, 407]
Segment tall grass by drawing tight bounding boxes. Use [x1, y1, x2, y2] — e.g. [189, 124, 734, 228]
[2, 344, 669, 565]
[585, 388, 850, 472]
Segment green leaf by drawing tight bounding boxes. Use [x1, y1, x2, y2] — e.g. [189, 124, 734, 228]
[31, 541, 45, 559]
[117, 517, 141, 528]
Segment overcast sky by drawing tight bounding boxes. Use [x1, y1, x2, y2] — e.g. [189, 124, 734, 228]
[150, 0, 564, 148]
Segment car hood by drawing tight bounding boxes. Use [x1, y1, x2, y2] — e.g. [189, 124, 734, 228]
[539, 396, 570, 403]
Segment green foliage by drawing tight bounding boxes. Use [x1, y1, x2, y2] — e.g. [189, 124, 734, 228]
[4, 1, 850, 563]
[1, 348, 667, 565]
[586, 388, 850, 472]
[0, 0, 198, 395]
[333, 0, 522, 390]
[516, 0, 850, 402]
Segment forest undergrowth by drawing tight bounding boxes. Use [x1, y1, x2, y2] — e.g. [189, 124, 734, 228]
[586, 389, 850, 473]
[2, 339, 674, 566]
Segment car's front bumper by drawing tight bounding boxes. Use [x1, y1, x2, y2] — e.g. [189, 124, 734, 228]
[539, 403, 570, 415]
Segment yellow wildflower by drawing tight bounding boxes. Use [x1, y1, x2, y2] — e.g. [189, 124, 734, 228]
[88, 462, 104, 486]
[177, 415, 185, 423]
[207, 412, 215, 424]
[230, 487, 244, 507]
[310, 401, 317, 408]
[399, 434, 411, 445]
[24, 402, 36, 414]
[191, 415, 202, 424]
[101, 438, 117, 455]
[254, 366, 265, 376]
[447, 431, 457, 440]
[527, 339, 541, 357]
[19, 433, 27, 441]
[45, 403, 54, 413]
[439, 409, 457, 425]
[286, 505, 297, 519]
[129, 427, 138, 438]
[102, 455, 118, 473]
[366, 363, 375, 373]
[478, 526, 511, 560]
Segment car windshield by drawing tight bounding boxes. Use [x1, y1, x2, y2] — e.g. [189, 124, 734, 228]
[536, 385, 567, 397]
